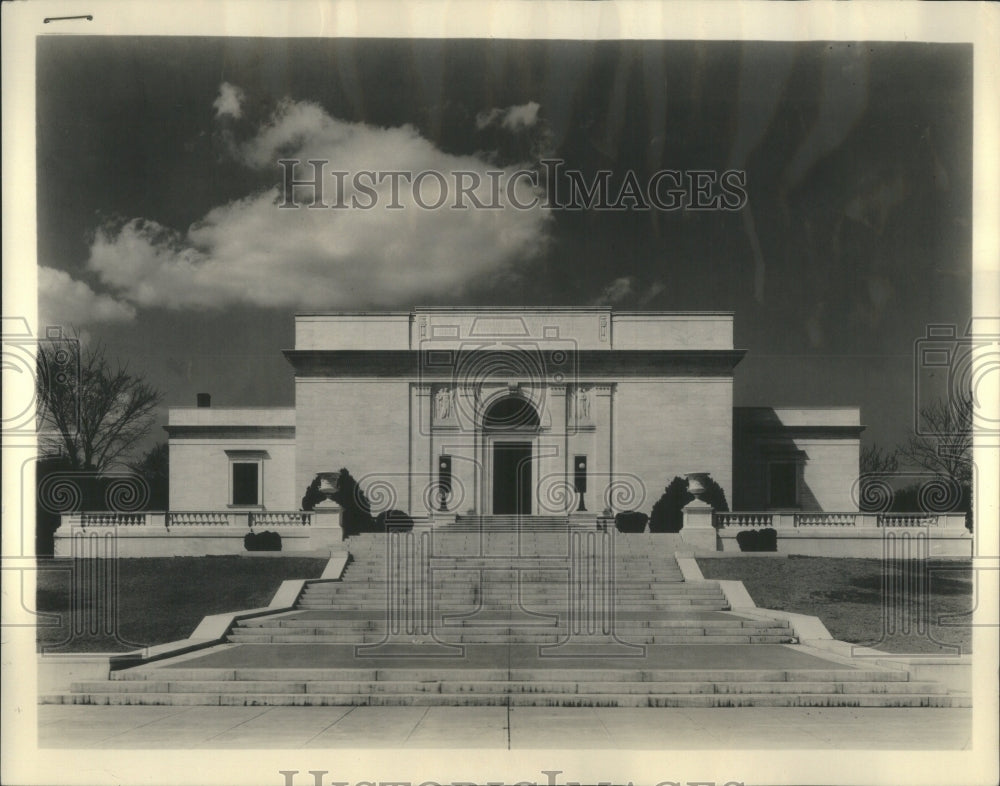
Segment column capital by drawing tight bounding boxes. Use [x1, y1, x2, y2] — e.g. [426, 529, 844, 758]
[594, 383, 615, 396]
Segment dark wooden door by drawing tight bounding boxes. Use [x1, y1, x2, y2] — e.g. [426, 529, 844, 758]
[493, 442, 532, 514]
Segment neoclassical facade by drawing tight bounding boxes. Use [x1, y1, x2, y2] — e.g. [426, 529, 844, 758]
[166, 308, 864, 520]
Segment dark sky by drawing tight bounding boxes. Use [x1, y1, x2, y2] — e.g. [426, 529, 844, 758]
[36, 36, 972, 457]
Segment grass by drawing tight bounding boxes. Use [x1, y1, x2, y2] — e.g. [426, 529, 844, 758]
[35, 556, 328, 653]
[697, 555, 974, 654]
[36, 553, 975, 657]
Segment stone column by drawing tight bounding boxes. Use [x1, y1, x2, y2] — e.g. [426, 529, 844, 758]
[452, 384, 479, 515]
[537, 384, 570, 515]
[410, 384, 433, 516]
[592, 384, 614, 513]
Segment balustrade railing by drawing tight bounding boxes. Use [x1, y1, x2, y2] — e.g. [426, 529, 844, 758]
[714, 511, 961, 530]
[80, 512, 147, 527]
[877, 513, 940, 527]
[714, 512, 772, 529]
[794, 513, 858, 527]
[250, 511, 313, 527]
[167, 511, 238, 527]
[63, 509, 960, 533]
[69, 510, 316, 528]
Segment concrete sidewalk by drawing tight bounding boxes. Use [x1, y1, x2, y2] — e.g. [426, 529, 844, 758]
[38, 705, 972, 749]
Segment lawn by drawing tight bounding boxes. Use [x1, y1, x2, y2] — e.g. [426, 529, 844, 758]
[697, 555, 974, 654]
[35, 556, 328, 653]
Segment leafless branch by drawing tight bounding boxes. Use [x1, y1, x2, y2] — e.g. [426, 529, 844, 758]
[36, 339, 162, 472]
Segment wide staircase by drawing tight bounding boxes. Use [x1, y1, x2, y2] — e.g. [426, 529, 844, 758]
[45, 517, 968, 707]
[230, 525, 792, 646]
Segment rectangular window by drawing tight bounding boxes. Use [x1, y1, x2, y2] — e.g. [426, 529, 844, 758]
[232, 462, 259, 506]
[768, 462, 798, 508]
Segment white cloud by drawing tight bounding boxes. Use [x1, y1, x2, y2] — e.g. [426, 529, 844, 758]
[476, 101, 541, 131]
[38, 266, 136, 325]
[638, 281, 665, 306]
[83, 94, 552, 311]
[593, 276, 636, 306]
[213, 82, 245, 119]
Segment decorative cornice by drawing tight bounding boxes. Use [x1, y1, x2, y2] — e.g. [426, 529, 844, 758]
[283, 349, 746, 378]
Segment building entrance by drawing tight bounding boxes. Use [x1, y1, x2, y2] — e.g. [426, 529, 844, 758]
[492, 441, 532, 514]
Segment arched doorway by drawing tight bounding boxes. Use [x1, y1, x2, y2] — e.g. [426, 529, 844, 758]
[483, 396, 540, 515]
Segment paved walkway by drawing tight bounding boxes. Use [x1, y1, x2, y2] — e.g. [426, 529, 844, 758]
[39, 705, 972, 749]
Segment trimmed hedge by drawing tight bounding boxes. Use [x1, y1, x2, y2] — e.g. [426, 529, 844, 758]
[649, 475, 730, 532]
[615, 510, 649, 533]
[244, 530, 282, 551]
[736, 528, 777, 552]
[376, 509, 414, 531]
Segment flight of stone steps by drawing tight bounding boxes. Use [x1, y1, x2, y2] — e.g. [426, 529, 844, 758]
[229, 524, 794, 646]
[43, 518, 970, 707]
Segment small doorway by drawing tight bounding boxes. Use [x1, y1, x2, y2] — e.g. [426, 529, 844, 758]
[492, 441, 532, 515]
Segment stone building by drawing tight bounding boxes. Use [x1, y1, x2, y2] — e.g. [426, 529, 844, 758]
[165, 308, 863, 519]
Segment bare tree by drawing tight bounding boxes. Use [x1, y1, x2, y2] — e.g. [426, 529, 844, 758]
[37, 341, 162, 472]
[898, 395, 973, 486]
[860, 442, 900, 475]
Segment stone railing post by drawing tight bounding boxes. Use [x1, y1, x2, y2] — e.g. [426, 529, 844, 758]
[681, 499, 716, 551]
[312, 498, 345, 541]
[772, 512, 795, 530]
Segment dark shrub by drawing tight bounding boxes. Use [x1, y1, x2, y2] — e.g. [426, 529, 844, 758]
[736, 528, 777, 552]
[757, 527, 778, 551]
[376, 509, 414, 531]
[649, 477, 688, 532]
[736, 529, 759, 552]
[301, 476, 325, 511]
[614, 510, 649, 533]
[244, 530, 282, 551]
[649, 475, 730, 533]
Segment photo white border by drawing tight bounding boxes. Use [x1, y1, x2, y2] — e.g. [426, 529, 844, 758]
[3, 2, 997, 785]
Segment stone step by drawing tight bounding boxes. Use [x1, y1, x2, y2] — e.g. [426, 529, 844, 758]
[339, 571, 688, 577]
[237, 617, 784, 629]
[72, 679, 946, 696]
[331, 585, 690, 591]
[111, 667, 913, 682]
[230, 627, 792, 638]
[298, 592, 723, 601]
[227, 628, 793, 644]
[332, 571, 690, 579]
[308, 578, 705, 586]
[297, 598, 728, 613]
[45, 692, 969, 708]
[363, 576, 696, 581]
